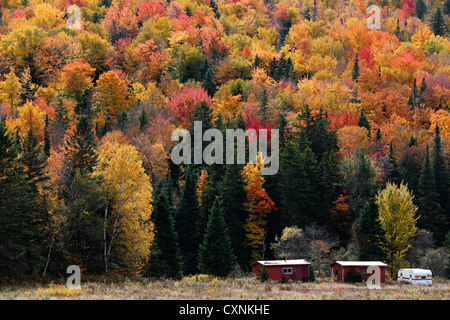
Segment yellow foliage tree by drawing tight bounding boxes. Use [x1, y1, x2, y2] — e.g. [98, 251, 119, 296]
[93, 138, 153, 276]
[375, 182, 419, 279]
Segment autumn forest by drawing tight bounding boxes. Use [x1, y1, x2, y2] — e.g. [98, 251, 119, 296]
[0, 0, 450, 283]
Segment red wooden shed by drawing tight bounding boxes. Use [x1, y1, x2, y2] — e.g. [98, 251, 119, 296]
[252, 259, 311, 282]
[330, 261, 388, 283]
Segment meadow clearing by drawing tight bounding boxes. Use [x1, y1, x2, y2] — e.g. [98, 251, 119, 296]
[1, 275, 449, 300]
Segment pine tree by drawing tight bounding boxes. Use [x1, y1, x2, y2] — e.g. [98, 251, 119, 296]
[430, 7, 448, 36]
[218, 164, 248, 267]
[375, 128, 382, 141]
[432, 123, 449, 242]
[408, 78, 419, 110]
[139, 107, 148, 132]
[147, 179, 182, 279]
[358, 109, 371, 136]
[202, 68, 216, 97]
[355, 199, 385, 261]
[444, 0, 450, 16]
[198, 197, 236, 277]
[21, 128, 49, 195]
[175, 168, 201, 275]
[417, 145, 441, 233]
[352, 53, 360, 82]
[44, 114, 51, 158]
[414, 0, 427, 20]
[386, 141, 401, 186]
[259, 89, 269, 122]
[64, 115, 97, 176]
[0, 121, 40, 279]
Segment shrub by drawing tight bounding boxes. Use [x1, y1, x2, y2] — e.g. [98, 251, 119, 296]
[344, 268, 363, 283]
[257, 267, 269, 282]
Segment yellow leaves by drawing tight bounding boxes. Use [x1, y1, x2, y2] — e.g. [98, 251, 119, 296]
[375, 182, 419, 275]
[29, 3, 65, 30]
[196, 169, 208, 206]
[429, 110, 450, 138]
[0, 68, 22, 112]
[215, 94, 241, 120]
[242, 153, 265, 189]
[306, 54, 337, 80]
[251, 67, 274, 85]
[15, 100, 45, 137]
[93, 133, 153, 275]
[411, 26, 433, 50]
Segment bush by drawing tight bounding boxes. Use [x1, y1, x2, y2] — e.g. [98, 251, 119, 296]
[344, 268, 363, 283]
[257, 267, 269, 282]
[309, 264, 316, 282]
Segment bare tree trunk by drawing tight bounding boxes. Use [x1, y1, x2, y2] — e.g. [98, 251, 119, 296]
[43, 233, 55, 279]
[105, 207, 121, 273]
[103, 206, 108, 274]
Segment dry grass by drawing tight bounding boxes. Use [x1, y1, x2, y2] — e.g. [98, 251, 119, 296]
[1, 276, 449, 300]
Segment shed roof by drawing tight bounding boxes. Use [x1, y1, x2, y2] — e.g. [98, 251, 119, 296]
[332, 261, 388, 267]
[252, 259, 310, 266]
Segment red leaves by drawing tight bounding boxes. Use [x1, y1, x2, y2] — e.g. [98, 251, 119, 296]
[329, 110, 359, 131]
[137, 1, 166, 22]
[167, 86, 212, 128]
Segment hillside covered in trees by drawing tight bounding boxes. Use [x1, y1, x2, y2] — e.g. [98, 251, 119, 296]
[0, 0, 449, 281]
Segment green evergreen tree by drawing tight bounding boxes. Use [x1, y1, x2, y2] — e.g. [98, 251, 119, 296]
[375, 127, 382, 141]
[444, 0, 450, 16]
[430, 7, 448, 36]
[147, 179, 182, 279]
[202, 68, 216, 97]
[358, 109, 371, 135]
[386, 141, 401, 185]
[432, 123, 449, 242]
[198, 197, 236, 277]
[414, 0, 427, 20]
[355, 199, 385, 260]
[64, 115, 97, 176]
[0, 121, 39, 279]
[44, 114, 51, 158]
[408, 78, 419, 110]
[352, 52, 360, 82]
[175, 168, 201, 275]
[417, 145, 441, 234]
[139, 107, 148, 132]
[218, 164, 248, 268]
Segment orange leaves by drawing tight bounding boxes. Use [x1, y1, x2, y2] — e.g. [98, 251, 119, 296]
[132, 39, 172, 83]
[93, 70, 129, 119]
[60, 61, 95, 98]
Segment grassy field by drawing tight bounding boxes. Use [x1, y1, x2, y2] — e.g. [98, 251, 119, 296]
[1, 275, 449, 300]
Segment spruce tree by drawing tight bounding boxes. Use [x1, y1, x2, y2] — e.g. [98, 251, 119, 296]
[358, 109, 371, 136]
[198, 197, 236, 277]
[44, 114, 51, 158]
[139, 107, 148, 132]
[202, 68, 216, 97]
[0, 121, 39, 279]
[259, 89, 269, 122]
[352, 52, 360, 82]
[355, 199, 385, 261]
[431, 7, 448, 36]
[444, 0, 450, 16]
[147, 179, 182, 279]
[417, 145, 441, 233]
[432, 123, 449, 241]
[385, 141, 401, 186]
[175, 168, 201, 275]
[64, 115, 97, 176]
[218, 164, 248, 268]
[408, 78, 419, 110]
[414, 0, 427, 20]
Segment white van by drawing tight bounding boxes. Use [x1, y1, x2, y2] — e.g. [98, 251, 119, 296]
[397, 268, 432, 286]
